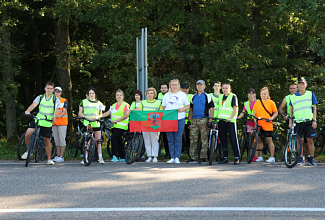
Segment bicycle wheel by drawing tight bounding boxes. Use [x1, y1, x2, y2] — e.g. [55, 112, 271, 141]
[135, 134, 144, 161]
[83, 135, 95, 166]
[35, 140, 44, 163]
[67, 132, 80, 157]
[17, 132, 27, 160]
[125, 139, 137, 164]
[208, 135, 216, 165]
[238, 131, 246, 161]
[284, 135, 303, 168]
[273, 134, 286, 161]
[247, 132, 258, 163]
[25, 133, 36, 167]
[314, 132, 325, 158]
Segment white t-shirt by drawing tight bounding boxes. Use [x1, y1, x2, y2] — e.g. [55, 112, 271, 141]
[162, 91, 189, 120]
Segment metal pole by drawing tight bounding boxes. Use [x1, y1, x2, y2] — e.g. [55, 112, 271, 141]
[144, 27, 148, 93]
[136, 37, 139, 90]
[141, 28, 146, 99]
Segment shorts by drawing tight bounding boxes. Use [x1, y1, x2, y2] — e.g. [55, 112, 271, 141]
[39, 126, 52, 139]
[294, 121, 317, 139]
[260, 128, 272, 137]
[52, 125, 67, 146]
[247, 125, 254, 133]
[28, 120, 36, 128]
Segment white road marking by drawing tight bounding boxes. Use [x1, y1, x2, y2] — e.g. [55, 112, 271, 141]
[1, 207, 325, 213]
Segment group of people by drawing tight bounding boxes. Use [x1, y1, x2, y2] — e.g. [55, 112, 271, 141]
[20, 77, 319, 166]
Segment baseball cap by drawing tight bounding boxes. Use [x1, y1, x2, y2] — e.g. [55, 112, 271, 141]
[196, 80, 205, 85]
[298, 78, 307, 84]
[181, 83, 189, 89]
[248, 88, 256, 93]
[54, 87, 62, 92]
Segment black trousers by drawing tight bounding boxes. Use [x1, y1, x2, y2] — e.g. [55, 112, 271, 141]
[111, 128, 126, 159]
[161, 132, 169, 155]
[218, 121, 240, 158]
[184, 123, 190, 150]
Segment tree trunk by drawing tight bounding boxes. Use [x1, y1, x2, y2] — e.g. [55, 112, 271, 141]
[251, 0, 261, 49]
[3, 8, 18, 143]
[55, 20, 73, 134]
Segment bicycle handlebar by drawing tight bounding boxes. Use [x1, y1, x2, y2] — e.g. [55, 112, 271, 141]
[282, 113, 310, 123]
[75, 117, 101, 123]
[22, 113, 53, 122]
[246, 114, 270, 122]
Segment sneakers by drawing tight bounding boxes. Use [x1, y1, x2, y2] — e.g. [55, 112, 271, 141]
[297, 157, 305, 166]
[118, 158, 125, 162]
[152, 157, 158, 163]
[256, 157, 264, 162]
[309, 159, 317, 166]
[266, 157, 275, 163]
[199, 158, 206, 164]
[187, 158, 197, 163]
[234, 159, 240, 165]
[21, 152, 28, 160]
[80, 160, 84, 165]
[175, 157, 180, 164]
[167, 158, 175, 163]
[55, 157, 64, 163]
[111, 155, 118, 162]
[252, 156, 258, 162]
[47, 160, 54, 165]
[146, 157, 153, 162]
[219, 158, 229, 164]
[98, 158, 105, 164]
[52, 156, 59, 162]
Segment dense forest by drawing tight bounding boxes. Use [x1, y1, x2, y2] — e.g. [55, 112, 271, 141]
[1, 0, 325, 143]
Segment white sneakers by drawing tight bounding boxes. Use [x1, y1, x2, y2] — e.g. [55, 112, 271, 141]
[53, 156, 64, 162]
[146, 157, 153, 162]
[167, 158, 181, 164]
[80, 159, 88, 165]
[98, 158, 105, 164]
[167, 158, 175, 163]
[256, 157, 264, 162]
[152, 157, 158, 163]
[47, 160, 54, 165]
[266, 157, 275, 163]
[21, 152, 28, 159]
[146, 157, 158, 162]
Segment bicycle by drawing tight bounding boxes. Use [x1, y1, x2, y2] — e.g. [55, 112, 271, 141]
[23, 113, 54, 167]
[67, 119, 85, 158]
[125, 132, 144, 164]
[238, 117, 254, 161]
[283, 114, 305, 168]
[76, 117, 100, 166]
[207, 117, 224, 165]
[18, 113, 56, 160]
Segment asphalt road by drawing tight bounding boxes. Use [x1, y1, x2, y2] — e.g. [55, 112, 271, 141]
[1, 160, 324, 219]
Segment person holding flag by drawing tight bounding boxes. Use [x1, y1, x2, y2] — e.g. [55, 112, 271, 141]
[135, 87, 163, 162]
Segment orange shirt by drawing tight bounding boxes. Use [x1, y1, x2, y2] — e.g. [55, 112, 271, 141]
[252, 100, 277, 131]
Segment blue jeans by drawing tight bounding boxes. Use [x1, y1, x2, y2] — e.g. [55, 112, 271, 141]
[166, 118, 185, 159]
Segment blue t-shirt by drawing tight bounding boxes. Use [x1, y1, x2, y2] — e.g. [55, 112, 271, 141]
[192, 93, 206, 119]
[289, 91, 317, 106]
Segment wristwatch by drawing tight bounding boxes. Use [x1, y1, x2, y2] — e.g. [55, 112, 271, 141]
[312, 120, 317, 122]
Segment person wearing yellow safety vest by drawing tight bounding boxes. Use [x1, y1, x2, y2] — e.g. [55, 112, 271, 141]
[157, 83, 170, 158]
[162, 79, 190, 164]
[237, 88, 258, 161]
[252, 87, 278, 163]
[209, 81, 222, 118]
[52, 87, 68, 163]
[135, 87, 163, 163]
[130, 90, 143, 111]
[180, 83, 193, 157]
[22, 82, 60, 165]
[78, 87, 105, 165]
[289, 78, 318, 166]
[217, 82, 240, 165]
[102, 89, 130, 162]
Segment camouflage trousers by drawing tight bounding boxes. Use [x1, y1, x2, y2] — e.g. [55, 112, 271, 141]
[189, 118, 209, 160]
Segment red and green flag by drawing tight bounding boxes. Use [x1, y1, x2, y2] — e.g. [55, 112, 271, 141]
[129, 110, 178, 132]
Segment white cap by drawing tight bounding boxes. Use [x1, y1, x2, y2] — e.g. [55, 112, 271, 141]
[54, 87, 62, 92]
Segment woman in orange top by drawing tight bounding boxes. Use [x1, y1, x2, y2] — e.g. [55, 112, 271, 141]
[252, 87, 278, 163]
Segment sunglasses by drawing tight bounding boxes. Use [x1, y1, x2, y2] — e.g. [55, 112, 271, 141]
[54, 90, 61, 93]
[249, 92, 255, 94]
